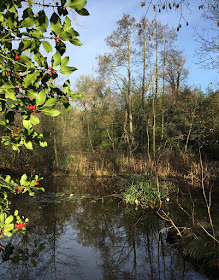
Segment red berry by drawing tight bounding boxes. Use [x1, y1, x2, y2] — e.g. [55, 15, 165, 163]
[49, 73, 52, 76]
[46, 4, 49, 7]
[63, 7, 66, 10]
[50, 32, 53, 35]
[12, 132, 15, 136]
[56, 2, 58, 5]
[15, 55, 19, 59]
[58, 38, 61, 42]
[52, 71, 56, 75]
[7, 73, 10, 76]
[54, 34, 57, 37]
[17, 188, 23, 193]
[36, 181, 39, 185]
[32, 111, 37, 114]
[48, 66, 52, 70]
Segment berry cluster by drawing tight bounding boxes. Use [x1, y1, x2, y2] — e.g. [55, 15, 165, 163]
[27, 105, 37, 114]
[11, 131, 19, 136]
[48, 66, 56, 76]
[15, 222, 26, 229]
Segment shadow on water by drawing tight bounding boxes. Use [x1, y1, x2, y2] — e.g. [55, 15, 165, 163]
[0, 176, 214, 280]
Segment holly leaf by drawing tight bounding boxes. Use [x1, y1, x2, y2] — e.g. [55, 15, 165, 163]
[42, 108, 61, 116]
[42, 41, 52, 53]
[36, 91, 46, 106]
[20, 174, 28, 185]
[23, 119, 32, 130]
[75, 8, 89, 16]
[60, 66, 77, 75]
[68, 0, 87, 10]
[24, 141, 33, 150]
[61, 56, 69, 67]
[23, 72, 40, 87]
[30, 114, 40, 125]
[52, 51, 61, 67]
[43, 98, 57, 107]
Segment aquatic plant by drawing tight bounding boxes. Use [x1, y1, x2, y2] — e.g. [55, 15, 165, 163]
[123, 175, 169, 209]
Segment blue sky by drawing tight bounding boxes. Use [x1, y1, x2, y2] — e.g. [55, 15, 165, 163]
[68, 0, 218, 92]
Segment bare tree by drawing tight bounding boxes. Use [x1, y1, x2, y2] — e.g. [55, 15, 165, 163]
[195, 0, 219, 69]
[163, 49, 189, 102]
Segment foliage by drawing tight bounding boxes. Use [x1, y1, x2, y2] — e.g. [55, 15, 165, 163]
[123, 175, 169, 209]
[179, 228, 219, 272]
[0, 0, 88, 242]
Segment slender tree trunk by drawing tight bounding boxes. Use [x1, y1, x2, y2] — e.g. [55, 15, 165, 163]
[141, 39, 146, 152]
[146, 123, 151, 163]
[127, 36, 134, 144]
[161, 44, 166, 141]
[153, 28, 158, 161]
[152, 92, 156, 161]
[185, 124, 192, 152]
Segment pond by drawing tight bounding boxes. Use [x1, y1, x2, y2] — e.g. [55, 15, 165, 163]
[0, 176, 213, 280]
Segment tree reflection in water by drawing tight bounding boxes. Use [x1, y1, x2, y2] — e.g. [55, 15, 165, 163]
[0, 176, 208, 280]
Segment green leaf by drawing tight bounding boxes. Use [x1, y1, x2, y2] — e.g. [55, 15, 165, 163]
[31, 30, 43, 38]
[63, 17, 71, 31]
[5, 91, 17, 101]
[19, 55, 33, 66]
[5, 175, 11, 183]
[50, 13, 62, 35]
[14, 210, 18, 216]
[20, 17, 35, 27]
[12, 144, 19, 151]
[61, 56, 69, 67]
[23, 119, 32, 130]
[71, 38, 82, 46]
[5, 215, 13, 224]
[42, 41, 52, 53]
[20, 174, 28, 185]
[36, 90, 46, 106]
[24, 141, 33, 150]
[60, 66, 77, 75]
[0, 84, 15, 91]
[42, 109, 61, 117]
[68, 0, 87, 10]
[43, 98, 57, 107]
[75, 8, 89, 16]
[20, 40, 32, 52]
[0, 13, 3, 22]
[36, 10, 48, 32]
[30, 114, 40, 125]
[3, 231, 13, 237]
[24, 72, 40, 87]
[34, 52, 44, 67]
[39, 141, 47, 147]
[52, 51, 61, 67]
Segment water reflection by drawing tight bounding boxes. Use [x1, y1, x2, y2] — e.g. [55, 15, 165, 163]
[0, 176, 208, 280]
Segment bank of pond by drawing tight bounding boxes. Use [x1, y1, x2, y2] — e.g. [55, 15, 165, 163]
[0, 175, 218, 280]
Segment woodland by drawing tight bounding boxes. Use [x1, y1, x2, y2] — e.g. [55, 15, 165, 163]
[0, 0, 218, 277]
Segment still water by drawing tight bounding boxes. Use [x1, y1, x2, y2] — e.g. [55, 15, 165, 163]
[0, 176, 211, 280]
